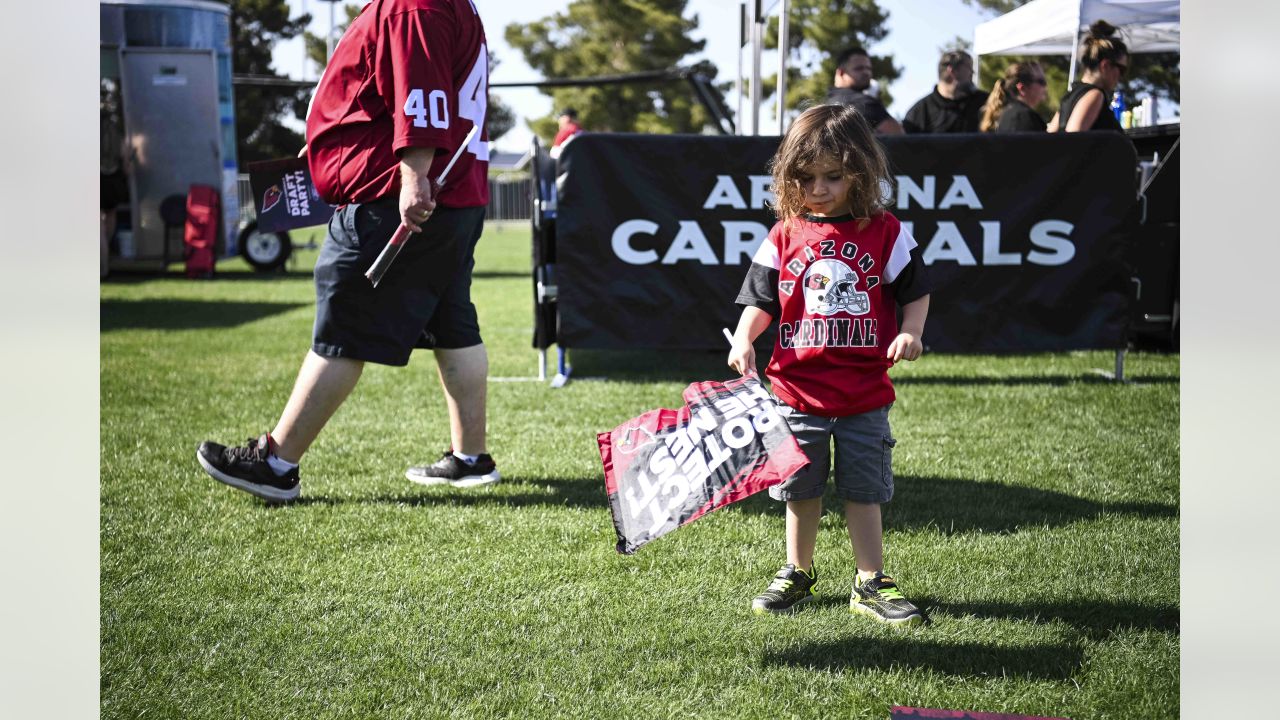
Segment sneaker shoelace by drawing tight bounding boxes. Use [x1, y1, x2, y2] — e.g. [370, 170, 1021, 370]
[869, 578, 906, 601]
[767, 576, 795, 593]
[229, 438, 266, 462]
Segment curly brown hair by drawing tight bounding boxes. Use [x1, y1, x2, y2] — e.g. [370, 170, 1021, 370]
[769, 104, 892, 223]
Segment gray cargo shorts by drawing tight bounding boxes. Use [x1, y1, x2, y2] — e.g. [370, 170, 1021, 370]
[769, 401, 896, 504]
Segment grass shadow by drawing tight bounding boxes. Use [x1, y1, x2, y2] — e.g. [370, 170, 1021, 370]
[472, 271, 530, 280]
[101, 299, 308, 331]
[918, 597, 1180, 639]
[727, 476, 1178, 535]
[563, 348, 740, 384]
[103, 268, 315, 283]
[284, 475, 609, 510]
[895, 374, 1179, 386]
[761, 635, 1084, 680]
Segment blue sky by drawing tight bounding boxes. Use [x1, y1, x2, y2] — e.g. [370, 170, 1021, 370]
[272, 0, 1000, 151]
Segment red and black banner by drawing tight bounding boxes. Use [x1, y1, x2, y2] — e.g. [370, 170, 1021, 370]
[599, 376, 809, 554]
[555, 132, 1138, 353]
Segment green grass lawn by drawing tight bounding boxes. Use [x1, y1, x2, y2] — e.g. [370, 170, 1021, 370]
[101, 222, 1178, 719]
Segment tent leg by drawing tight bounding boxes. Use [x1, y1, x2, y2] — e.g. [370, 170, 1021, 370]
[1114, 348, 1126, 382]
[538, 348, 547, 382]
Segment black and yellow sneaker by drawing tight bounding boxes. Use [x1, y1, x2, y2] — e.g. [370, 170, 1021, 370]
[751, 564, 817, 615]
[850, 572, 927, 627]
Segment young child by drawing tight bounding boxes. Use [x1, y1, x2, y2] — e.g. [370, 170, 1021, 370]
[728, 104, 931, 626]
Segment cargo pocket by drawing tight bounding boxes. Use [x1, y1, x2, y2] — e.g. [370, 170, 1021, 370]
[880, 435, 897, 489]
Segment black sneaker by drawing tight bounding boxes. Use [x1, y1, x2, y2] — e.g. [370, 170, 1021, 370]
[751, 564, 817, 615]
[851, 572, 928, 626]
[196, 435, 300, 503]
[405, 451, 500, 488]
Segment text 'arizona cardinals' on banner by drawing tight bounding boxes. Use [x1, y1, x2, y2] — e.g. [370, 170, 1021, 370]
[599, 376, 809, 554]
[555, 132, 1137, 352]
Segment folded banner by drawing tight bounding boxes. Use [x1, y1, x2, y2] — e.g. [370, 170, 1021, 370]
[245, 157, 336, 232]
[598, 376, 809, 554]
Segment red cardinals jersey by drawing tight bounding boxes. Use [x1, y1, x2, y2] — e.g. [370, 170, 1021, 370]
[735, 212, 930, 417]
[306, 0, 489, 207]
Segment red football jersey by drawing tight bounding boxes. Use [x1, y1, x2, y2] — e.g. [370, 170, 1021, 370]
[306, 0, 489, 207]
[736, 212, 929, 417]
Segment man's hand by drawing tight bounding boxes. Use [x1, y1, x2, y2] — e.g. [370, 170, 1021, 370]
[399, 147, 438, 233]
[886, 332, 923, 363]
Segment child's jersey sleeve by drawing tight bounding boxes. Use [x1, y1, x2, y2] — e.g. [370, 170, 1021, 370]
[734, 223, 782, 318]
[885, 220, 932, 305]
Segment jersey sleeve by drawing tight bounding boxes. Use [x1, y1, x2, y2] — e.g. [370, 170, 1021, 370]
[378, 6, 459, 156]
[884, 220, 931, 305]
[735, 223, 782, 318]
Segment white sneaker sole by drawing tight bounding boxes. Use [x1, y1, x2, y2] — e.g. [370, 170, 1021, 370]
[405, 469, 501, 488]
[197, 450, 300, 502]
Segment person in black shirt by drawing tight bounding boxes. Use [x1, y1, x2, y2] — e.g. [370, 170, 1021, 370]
[1049, 20, 1129, 132]
[825, 47, 904, 135]
[902, 50, 988, 133]
[979, 61, 1048, 133]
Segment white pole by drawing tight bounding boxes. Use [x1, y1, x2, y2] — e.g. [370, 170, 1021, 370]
[302, 0, 309, 78]
[1067, 0, 1082, 83]
[776, 0, 789, 135]
[750, 0, 762, 135]
[326, 0, 336, 63]
[736, 3, 745, 136]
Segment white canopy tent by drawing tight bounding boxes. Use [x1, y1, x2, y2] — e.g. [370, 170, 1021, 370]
[974, 0, 1180, 81]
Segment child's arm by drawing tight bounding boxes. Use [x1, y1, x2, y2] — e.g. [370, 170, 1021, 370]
[887, 294, 930, 363]
[728, 306, 773, 377]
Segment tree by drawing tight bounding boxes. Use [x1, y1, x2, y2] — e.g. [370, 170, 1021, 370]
[505, 0, 727, 141]
[962, 0, 1179, 107]
[762, 0, 899, 121]
[230, 0, 312, 163]
[304, 3, 516, 142]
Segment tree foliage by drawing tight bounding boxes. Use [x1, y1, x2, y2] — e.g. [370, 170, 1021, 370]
[762, 0, 898, 118]
[303, 2, 515, 141]
[230, 0, 311, 163]
[504, 0, 726, 141]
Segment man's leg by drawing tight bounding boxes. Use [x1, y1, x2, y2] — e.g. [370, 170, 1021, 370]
[433, 343, 487, 455]
[196, 347, 362, 502]
[271, 350, 365, 463]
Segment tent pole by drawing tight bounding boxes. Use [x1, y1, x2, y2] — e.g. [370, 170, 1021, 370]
[777, 0, 790, 135]
[1068, 0, 1082, 83]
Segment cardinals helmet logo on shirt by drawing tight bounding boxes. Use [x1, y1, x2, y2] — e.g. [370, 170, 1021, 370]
[802, 259, 869, 316]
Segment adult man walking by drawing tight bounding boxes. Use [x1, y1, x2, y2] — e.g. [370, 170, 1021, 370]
[197, 0, 498, 502]
[825, 47, 904, 135]
[902, 50, 988, 134]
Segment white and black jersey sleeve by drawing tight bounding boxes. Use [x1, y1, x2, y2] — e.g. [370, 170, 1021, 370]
[734, 233, 780, 318]
[884, 222, 931, 305]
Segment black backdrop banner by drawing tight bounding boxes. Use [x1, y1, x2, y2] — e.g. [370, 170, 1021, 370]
[555, 132, 1137, 352]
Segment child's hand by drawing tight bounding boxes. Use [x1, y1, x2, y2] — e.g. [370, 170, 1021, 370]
[886, 333, 923, 363]
[727, 337, 758, 377]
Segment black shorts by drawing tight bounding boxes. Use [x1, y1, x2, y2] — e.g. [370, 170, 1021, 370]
[312, 197, 486, 367]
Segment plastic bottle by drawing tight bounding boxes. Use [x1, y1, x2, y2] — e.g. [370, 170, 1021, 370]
[1110, 91, 1125, 122]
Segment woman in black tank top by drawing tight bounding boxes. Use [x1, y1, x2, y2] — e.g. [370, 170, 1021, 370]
[1050, 20, 1129, 132]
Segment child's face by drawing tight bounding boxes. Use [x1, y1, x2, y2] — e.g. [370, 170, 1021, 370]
[796, 156, 853, 217]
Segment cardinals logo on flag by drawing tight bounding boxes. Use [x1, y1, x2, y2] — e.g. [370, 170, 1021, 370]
[598, 376, 809, 554]
[262, 184, 282, 214]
